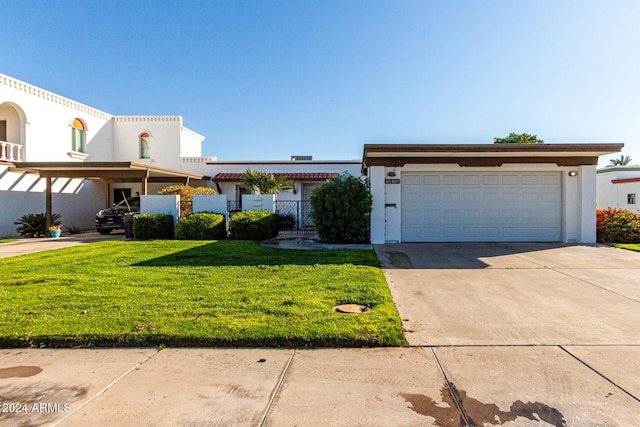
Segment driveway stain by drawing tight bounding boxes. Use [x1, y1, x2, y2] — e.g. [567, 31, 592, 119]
[400, 384, 566, 427]
[0, 366, 42, 378]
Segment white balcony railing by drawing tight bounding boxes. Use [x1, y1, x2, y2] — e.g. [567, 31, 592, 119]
[0, 141, 23, 162]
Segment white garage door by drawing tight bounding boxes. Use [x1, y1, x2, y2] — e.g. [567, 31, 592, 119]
[401, 172, 562, 242]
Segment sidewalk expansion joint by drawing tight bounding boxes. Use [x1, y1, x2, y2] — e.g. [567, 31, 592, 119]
[258, 349, 296, 427]
[52, 348, 162, 426]
[560, 346, 640, 404]
[430, 348, 473, 427]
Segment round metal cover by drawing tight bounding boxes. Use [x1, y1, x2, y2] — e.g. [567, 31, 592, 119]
[333, 304, 371, 314]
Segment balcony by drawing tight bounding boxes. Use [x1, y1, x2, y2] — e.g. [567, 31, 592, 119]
[0, 141, 23, 162]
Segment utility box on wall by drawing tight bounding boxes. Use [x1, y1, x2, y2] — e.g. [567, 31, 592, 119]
[241, 194, 276, 212]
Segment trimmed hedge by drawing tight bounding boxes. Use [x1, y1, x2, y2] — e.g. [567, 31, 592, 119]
[229, 210, 278, 240]
[177, 212, 226, 240]
[310, 173, 372, 243]
[596, 208, 640, 243]
[133, 214, 175, 240]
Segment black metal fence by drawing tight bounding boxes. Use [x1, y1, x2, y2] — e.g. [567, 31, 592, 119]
[274, 200, 314, 230]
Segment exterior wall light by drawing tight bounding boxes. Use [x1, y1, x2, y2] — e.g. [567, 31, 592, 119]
[387, 171, 396, 177]
[568, 171, 578, 177]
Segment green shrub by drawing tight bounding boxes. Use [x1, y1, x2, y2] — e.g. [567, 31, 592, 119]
[14, 213, 62, 238]
[310, 173, 372, 243]
[597, 208, 640, 243]
[277, 213, 296, 230]
[229, 210, 278, 240]
[133, 214, 175, 240]
[176, 212, 226, 240]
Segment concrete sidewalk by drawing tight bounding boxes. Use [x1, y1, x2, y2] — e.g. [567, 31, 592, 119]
[0, 232, 125, 259]
[1, 346, 639, 426]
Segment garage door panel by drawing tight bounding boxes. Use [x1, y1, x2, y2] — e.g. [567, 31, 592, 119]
[423, 175, 441, 185]
[483, 175, 499, 185]
[443, 175, 460, 185]
[443, 192, 461, 203]
[401, 172, 561, 242]
[404, 174, 422, 185]
[502, 191, 521, 203]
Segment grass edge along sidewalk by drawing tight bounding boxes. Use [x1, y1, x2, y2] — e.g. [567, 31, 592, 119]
[0, 240, 405, 348]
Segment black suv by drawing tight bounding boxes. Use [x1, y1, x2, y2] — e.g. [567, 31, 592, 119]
[95, 197, 140, 234]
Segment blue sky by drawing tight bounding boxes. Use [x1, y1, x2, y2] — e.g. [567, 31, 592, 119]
[3, 0, 639, 165]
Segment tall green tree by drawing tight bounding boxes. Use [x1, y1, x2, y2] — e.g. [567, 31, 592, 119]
[494, 132, 544, 144]
[242, 168, 293, 194]
[609, 154, 632, 166]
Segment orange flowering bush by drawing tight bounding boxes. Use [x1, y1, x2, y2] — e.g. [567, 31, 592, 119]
[596, 208, 640, 243]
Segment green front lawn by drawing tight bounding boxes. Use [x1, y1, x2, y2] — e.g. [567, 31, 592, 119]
[0, 239, 17, 244]
[0, 240, 405, 348]
[611, 243, 640, 252]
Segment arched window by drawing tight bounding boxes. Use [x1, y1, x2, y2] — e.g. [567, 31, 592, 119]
[71, 118, 86, 153]
[139, 132, 150, 159]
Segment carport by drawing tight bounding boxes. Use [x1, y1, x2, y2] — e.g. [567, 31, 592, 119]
[8, 161, 211, 229]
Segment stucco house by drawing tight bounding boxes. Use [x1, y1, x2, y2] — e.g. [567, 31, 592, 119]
[0, 73, 215, 236]
[596, 166, 640, 213]
[363, 143, 623, 244]
[0, 73, 626, 242]
[0, 73, 358, 236]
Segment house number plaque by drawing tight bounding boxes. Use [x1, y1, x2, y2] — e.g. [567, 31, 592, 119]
[385, 178, 401, 184]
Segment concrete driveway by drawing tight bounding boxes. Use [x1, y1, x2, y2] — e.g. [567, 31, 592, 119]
[0, 232, 125, 259]
[374, 242, 640, 425]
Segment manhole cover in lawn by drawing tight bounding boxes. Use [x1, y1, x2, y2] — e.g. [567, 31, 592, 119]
[333, 304, 371, 314]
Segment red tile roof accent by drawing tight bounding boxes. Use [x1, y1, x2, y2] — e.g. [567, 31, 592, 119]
[214, 172, 338, 182]
[612, 177, 640, 184]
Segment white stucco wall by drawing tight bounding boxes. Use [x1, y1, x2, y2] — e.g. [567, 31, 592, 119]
[1, 74, 113, 162]
[112, 117, 182, 169]
[180, 127, 204, 158]
[0, 165, 104, 236]
[596, 167, 640, 213]
[193, 194, 228, 216]
[369, 163, 599, 244]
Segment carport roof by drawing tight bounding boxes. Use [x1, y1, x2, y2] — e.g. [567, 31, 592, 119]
[8, 161, 211, 182]
[362, 143, 624, 168]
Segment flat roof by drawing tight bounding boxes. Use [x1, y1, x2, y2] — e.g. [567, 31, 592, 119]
[362, 143, 624, 168]
[9, 161, 211, 182]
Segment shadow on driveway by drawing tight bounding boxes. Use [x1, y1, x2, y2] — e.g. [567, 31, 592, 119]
[375, 242, 583, 269]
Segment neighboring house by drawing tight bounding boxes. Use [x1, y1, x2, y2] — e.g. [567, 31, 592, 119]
[0, 73, 210, 236]
[363, 144, 623, 244]
[0, 73, 360, 237]
[182, 158, 361, 228]
[596, 166, 640, 213]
